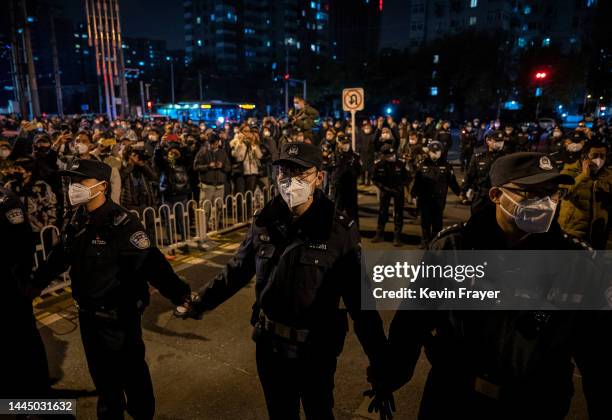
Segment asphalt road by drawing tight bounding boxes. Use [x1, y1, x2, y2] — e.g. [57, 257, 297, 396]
[33, 178, 589, 419]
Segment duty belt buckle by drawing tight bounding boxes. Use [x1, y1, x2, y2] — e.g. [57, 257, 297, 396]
[474, 377, 500, 400]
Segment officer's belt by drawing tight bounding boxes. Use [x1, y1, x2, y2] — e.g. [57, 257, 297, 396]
[258, 311, 310, 343]
[75, 301, 120, 321]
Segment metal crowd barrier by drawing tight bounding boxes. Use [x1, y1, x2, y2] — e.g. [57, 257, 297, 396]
[35, 186, 277, 294]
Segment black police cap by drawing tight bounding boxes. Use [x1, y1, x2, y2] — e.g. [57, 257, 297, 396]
[490, 152, 574, 187]
[485, 130, 504, 141]
[570, 130, 587, 142]
[273, 142, 323, 170]
[58, 159, 111, 182]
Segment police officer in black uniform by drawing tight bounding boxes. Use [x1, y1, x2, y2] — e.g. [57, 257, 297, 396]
[330, 133, 362, 226]
[389, 152, 612, 419]
[372, 144, 410, 246]
[33, 159, 192, 420]
[460, 122, 478, 171]
[412, 141, 461, 248]
[550, 130, 587, 170]
[461, 130, 506, 213]
[1, 186, 50, 399]
[175, 143, 393, 420]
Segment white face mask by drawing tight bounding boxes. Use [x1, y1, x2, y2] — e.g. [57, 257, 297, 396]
[592, 158, 605, 170]
[68, 181, 105, 206]
[409, 138, 418, 145]
[381, 133, 392, 140]
[278, 176, 314, 208]
[0, 149, 10, 159]
[76, 143, 89, 155]
[429, 151, 442, 160]
[566, 143, 583, 152]
[500, 191, 558, 233]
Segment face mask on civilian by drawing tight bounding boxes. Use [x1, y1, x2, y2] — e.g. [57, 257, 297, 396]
[363, 127, 372, 134]
[566, 143, 583, 152]
[592, 158, 605, 171]
[76, 143, 89, 155]
[68, 181, 105, 206]
[0, 149, 10, 159]
[263, 130, 271, 137]
[381, 133, 391, 140]
[500, 191, 557, 233]
[279, 176, 314, 208]
[409, 138, 418, 145]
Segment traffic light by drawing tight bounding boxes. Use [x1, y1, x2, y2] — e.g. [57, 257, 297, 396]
[146, 101, 152, 110]
[283, 74, 290, 81]
[534, 71, 548, 80]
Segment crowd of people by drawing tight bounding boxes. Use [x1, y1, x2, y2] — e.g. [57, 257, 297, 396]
[3, 96, 612, 419]
[1, 98, 611, 251]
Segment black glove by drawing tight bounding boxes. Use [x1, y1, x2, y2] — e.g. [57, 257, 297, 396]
[363, 388, 395, 420]
[173, 292, 203, 320]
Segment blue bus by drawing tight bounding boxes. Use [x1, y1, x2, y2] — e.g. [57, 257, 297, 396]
[153, 100, 256, 126]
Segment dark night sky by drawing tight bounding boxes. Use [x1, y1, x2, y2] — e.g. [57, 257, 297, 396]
[59, 0, 409, 51]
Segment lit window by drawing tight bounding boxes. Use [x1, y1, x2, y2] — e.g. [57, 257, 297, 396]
[196, 16, 201, 24]
[311, 44, 316, 52]
[211, 14, 215, 21]
[433, 54, 439, 63]
[75, 43, 80, 48]
[469, 16, 477, 25]
[266, 41, 271, 47]
[518, 37, 526, 47]
[524, 5, 531, 14]
[542, 37, 550, 47]
[430, 87, 438, 96]
[138, 61, 145, 66]
[197, 39, 202, 46]
[470, 0, 478, 7]
[310, 1, 317, 9]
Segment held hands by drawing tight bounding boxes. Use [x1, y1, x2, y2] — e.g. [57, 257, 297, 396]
[173, 292, 203, 320]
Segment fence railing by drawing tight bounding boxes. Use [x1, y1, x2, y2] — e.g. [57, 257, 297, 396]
[35, 186, 277, 294]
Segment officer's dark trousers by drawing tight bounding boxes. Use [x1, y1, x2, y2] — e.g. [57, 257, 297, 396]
[460, 148, 472, 170]
[378, 190, 404, 233]
[418, 198, 444, 243]
[256, 340, 338, 420]
[3, 299, 50, 398]
[79, 310, 154, 420]
[418, 367, 570, 420]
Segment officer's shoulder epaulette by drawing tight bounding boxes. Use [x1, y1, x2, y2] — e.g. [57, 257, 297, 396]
[561, 232, 596, 257]
[435, 222, 466, 240]
[335, 211, 355, 229]
[112, 209, 132, 227]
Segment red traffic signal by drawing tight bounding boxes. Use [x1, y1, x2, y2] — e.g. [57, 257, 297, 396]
[535, 71, 548, 80]
[146, 101, 153, 109]
[283, 74, 290, 81]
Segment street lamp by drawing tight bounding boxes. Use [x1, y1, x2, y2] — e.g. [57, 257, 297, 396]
[166, 56, 175, 104]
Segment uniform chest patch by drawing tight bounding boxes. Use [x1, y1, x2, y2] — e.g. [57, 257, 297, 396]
[6, 208, 24, 224]
[92, 235, 107, 245]
[307, 242, 328, 251]
[130, 231, 151, 249]
[258, 233, 270, 242]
